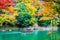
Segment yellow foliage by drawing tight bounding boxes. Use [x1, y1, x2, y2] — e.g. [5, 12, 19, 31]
[3, 14, 17, 22]
[7, 6, 14, 11]
[39, 17, 52, 20]
[25, 3, 37, 13]
[39, 1, 58, 20]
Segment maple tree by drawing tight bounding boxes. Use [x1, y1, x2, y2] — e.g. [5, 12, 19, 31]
[0, 0, 14, 9]
[37, 1, 59, 26]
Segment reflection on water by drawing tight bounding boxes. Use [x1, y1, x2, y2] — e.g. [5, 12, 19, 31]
[0, 30, 60, 40]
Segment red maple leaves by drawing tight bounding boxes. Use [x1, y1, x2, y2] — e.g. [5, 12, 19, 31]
[0, 0, 14, 9]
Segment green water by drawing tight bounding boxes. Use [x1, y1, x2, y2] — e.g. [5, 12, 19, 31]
[38, 31, 60, 40]
[0, 30, 60, 40]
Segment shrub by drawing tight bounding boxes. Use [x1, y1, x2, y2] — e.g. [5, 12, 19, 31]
[16, 13, 36, 27]
[38, 20, 51, 27]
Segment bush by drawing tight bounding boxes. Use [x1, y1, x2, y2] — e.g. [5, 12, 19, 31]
[38, 20, 51, 27]
[16, 13, 36, 27]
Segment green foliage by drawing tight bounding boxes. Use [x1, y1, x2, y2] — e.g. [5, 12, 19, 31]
[54, 3, 60, 13]
[52, 17, 59, 26]
[14, 2, 27, 14]
[15, 2, 37, 27]
[0, 16, 6, 26]
[54, 2, 60, 25]
[38, 20, 51, 27]
[14, 2, 36, 16]
[54, 0, 60, 3]
[0, 10, 5, 14]
[15, 2, 26, 10]
[16, 13, 36, 27]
